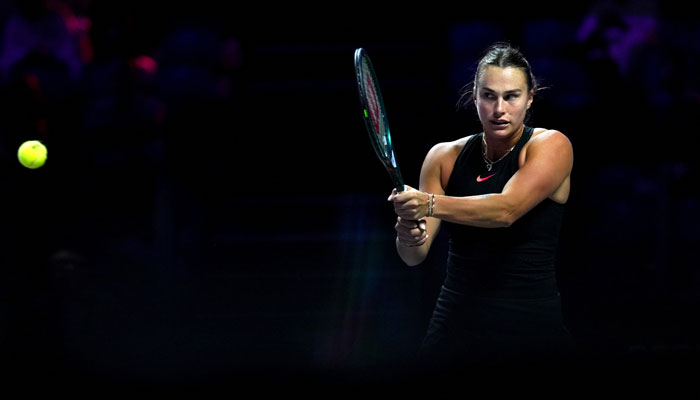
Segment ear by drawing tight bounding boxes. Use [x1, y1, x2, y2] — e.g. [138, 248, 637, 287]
[526, 89, 534, 109]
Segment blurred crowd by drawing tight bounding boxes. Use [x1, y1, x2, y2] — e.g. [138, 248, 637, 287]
[0, 0, 245, 377]
[0, 0, 244, 265]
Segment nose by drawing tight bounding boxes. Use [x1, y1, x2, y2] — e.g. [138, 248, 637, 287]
[494, 97, 505, 114]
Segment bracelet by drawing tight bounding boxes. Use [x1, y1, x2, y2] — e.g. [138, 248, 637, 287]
[427, 193, 431, 217]
[427, 193, 435, 217]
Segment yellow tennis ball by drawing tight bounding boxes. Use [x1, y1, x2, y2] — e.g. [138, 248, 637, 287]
[17, 140, 47, 169]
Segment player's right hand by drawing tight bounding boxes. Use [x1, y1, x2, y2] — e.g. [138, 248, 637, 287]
[395, 216, 428, 247]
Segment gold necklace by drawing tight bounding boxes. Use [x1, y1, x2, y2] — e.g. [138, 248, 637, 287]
[482, 133, 515, 171]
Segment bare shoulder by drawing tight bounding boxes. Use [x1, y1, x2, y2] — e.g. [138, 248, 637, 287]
[521, 128, 573, 170]
[422, 135, 479, 190]
[426, 134, 476, 161]
[530, 128, 572, 148]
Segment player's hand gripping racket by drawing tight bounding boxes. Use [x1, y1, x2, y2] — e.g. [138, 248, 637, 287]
[354, 48, 405, 193]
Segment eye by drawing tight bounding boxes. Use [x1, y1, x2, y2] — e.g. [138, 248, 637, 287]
[505, 93, 519, 101]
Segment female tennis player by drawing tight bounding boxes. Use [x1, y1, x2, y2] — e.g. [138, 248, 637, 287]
[388, 42, 576, 369]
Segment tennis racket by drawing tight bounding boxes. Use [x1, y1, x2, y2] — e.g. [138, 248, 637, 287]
[354, 48, 405, 193]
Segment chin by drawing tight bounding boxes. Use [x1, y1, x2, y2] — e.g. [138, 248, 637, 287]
[485, 126, 511, 138]
[487, 122, 523, 138]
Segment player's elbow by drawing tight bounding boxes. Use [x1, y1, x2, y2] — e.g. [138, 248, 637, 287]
[398, 245, 428, 267]
[400, 251, 427, 267]
[403, 257, 426, 267]
[496, 202, 520, 227]
[495, 213, 514, 228]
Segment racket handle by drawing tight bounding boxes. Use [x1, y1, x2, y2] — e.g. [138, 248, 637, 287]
[388, 166, 404, 193]
[393, 178, 405, 193]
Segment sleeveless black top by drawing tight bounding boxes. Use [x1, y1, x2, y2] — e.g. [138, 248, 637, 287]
[443, 126, 565, 299]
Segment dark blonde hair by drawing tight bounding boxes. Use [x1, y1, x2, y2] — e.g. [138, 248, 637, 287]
[457, 42, 540, 111]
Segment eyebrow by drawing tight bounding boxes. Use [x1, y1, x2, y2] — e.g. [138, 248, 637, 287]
[481, 87, 523, 94]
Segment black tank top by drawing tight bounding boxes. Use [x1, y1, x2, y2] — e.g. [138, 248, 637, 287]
[443, 126, 565, 299]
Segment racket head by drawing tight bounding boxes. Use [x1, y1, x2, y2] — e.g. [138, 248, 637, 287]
[354, 48, 405, 192]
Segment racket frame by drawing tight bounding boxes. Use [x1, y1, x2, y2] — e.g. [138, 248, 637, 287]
[354, 48, 405, 192]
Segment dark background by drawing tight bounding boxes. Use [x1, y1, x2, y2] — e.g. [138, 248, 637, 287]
[0, 0, 699, 389]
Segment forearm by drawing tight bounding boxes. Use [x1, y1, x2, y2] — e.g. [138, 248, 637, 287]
[433, 193, 514, 228]
[395, 237, 429, 266]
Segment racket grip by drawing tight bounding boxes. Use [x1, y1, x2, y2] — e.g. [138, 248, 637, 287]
[393, 179, 405, 193]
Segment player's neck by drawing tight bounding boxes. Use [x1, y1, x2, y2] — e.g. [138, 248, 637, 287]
[483, 124, 523, 160]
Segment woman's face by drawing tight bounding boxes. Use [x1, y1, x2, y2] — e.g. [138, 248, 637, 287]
[474, 66, 533, 138]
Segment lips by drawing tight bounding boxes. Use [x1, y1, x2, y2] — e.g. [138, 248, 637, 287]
[491, 120, 509, 129]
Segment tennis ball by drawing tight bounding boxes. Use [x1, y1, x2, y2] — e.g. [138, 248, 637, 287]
[17, 140, 47, 169]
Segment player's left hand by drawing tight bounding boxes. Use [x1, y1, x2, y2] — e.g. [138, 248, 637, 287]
[388, 185, 430, 220]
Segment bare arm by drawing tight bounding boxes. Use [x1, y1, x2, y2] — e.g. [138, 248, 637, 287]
[391, 130, 573, 228]
[391, 142, 450, 266]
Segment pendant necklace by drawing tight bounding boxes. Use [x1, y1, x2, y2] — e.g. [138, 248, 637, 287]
[482, 133, 515, 172]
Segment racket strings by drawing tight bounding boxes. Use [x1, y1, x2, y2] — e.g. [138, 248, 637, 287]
[361, 60, 389, 157]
